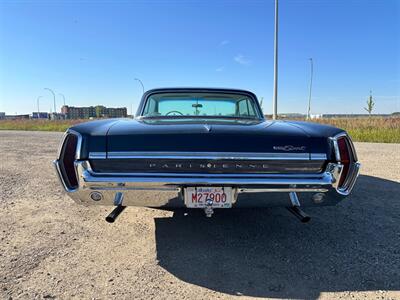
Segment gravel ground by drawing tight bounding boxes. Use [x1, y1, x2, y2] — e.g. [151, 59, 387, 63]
[0, 130, 399, 300]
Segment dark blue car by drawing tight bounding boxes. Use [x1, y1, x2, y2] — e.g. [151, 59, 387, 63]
[54, 88, 360, 222]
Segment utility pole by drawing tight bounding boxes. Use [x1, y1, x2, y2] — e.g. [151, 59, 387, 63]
[44, 88, 56, 114]
[272, 0, 279, 120]
[307, 58, 313, 120]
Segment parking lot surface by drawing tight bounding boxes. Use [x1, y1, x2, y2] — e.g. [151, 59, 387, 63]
[0, 130, 399, 299]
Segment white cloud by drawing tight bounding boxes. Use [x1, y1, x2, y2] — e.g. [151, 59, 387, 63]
[215, 66, 224, 72]
[234, 54, 251, 66]
[219, 40, 229, 47]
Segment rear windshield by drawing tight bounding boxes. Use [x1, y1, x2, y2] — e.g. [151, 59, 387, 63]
[141, 92, 262, 119]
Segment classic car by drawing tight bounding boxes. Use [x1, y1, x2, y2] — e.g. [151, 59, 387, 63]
[54, 88, 360, 222]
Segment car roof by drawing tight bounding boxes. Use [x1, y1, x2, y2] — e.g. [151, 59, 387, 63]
[143, 87, 256, 94]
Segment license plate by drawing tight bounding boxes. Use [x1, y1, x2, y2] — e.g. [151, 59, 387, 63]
[184, 187, 233, 208]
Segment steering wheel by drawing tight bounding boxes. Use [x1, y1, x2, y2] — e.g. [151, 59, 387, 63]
[166, 110, 184, 116]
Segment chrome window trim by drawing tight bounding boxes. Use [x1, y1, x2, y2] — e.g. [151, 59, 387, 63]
[93, 151, 327, 161]
[137, 88, 265, 120]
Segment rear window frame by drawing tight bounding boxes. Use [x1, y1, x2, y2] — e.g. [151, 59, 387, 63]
[136, 88, 264, 120]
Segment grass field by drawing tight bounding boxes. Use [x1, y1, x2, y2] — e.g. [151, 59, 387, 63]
[0, 119, 83, 132]
[0, 117, 399, 143]
[299, 117, 400, 143]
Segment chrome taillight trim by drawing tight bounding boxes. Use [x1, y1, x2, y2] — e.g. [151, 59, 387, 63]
[330, 132, 358, 163]
[54, 129, 83, 192]
[330, 132, 360, 195]
[53, 160, 78, 193]
[56, 129, 83, 160]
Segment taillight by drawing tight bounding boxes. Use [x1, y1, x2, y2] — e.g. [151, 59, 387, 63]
[59, 133, 78, 189]
[337, 137, 351, 188]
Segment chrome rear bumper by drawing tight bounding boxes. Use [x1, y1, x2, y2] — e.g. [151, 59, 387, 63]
[54, 159, 360, 208]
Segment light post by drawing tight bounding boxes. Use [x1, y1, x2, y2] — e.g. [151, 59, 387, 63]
[134, 78, 145, 118]
[44, 88, 56, 114]
[307, 58, 313, 120]
[272, 0, 279, 120]
[36, 96, 43, 119]
[134, 78, 145, 94]
[58, 93, 66, 106]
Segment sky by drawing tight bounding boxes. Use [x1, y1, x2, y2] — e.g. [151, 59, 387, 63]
[0, 0, 399, 115]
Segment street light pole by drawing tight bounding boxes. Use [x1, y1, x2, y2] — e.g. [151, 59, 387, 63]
[134, 78, 145, 118]
[272, 0, 279, 120]
[58, 93, 66, 106]
[307, 58, 313, 120]
[134, 78, 145, 94]
[36, 96, 43, 118]
[44, 88, 56, 114]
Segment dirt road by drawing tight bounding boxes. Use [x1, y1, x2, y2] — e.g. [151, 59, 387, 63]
[0, 130, 399, 299]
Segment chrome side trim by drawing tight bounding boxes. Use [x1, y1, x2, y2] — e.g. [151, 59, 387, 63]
[100, 151, 327, 161]
[89, 152, 107, 159]
[83, 159, 325, 179]
[75, 160, 337, 187]
[239, 188, 329, 193]
[85, 171, 327, 178]
[310, 153, 327, 160]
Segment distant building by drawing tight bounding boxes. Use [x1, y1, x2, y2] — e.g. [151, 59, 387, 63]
[31, 112, 49, 119]
[275, 113, 306, 118]
[50, 113, 66, 120]
[0, 112, 5, 119]
[61, 105, 127, 119]
[310, 114, 323, 119]
[320, 114, 391, 118]
[4, 114, 30, 120]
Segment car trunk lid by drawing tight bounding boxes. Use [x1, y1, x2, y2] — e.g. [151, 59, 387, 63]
[105, 119, 320, 154]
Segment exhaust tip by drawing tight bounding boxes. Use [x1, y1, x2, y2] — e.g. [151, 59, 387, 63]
[105, 216, 116, 223]
[105, 205, 126, 223]
[301, 215, 311, 223]
[287, 206, 311, 223]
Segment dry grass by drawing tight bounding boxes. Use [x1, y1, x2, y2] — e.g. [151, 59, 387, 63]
[306, 117, 400, 143]
[0, 117, 399, 143]
[0, 119, 84, 132]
